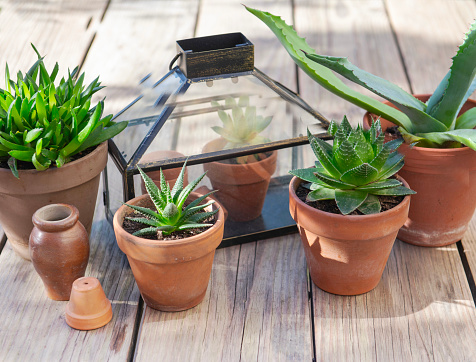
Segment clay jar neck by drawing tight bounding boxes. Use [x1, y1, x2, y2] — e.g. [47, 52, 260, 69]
[32, 204, 79, 233]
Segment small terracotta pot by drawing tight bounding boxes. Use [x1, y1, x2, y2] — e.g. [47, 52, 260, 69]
[29, 204, 90, 300]
[289, 176, 411, 295]
[363, 95, 476, 247]
[139, 150, 188, 195]
[113, 192, 225, 311]
[0, 141, 107, 260]
[65, 277, 113, 330]
[202, 138, 277, 222]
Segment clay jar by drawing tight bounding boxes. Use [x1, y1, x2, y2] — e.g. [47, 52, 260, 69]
[202, 138, 277, 222]
[0, 141, 107, 260]
[30, 204, 90, 300]
[113, 192, 224, 311]
[289, 176, 411, 295]
[363, 95, 476, 247]
[139, 150, 188, 194]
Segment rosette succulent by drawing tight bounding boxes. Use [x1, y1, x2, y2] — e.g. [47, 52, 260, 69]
[247, 7, 476, 150]
[290, 116, 415, 215]
[0, 44, 128, 177]
[125, 163, 218, 237]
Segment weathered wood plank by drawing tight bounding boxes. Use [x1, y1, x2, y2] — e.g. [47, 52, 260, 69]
[0, 187, 141, 361]
[136, 235, 311, 361]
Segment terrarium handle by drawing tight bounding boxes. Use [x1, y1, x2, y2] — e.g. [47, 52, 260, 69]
[169, 53, 182, 70]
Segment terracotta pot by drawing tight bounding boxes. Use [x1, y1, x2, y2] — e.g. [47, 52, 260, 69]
[30, 204, 89, 300]
[0, 141, 107, 260]
[113, 192, 225, 311]
[363, 95, 476, 247]
[289, 176, 411, 295]
[65, 277, 113, 330]
[139, 150, 188, 195]
[202, 138, 277, 222]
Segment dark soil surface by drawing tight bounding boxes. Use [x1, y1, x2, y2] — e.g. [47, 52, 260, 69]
[296, 184, 404, 216]
[386, 126, 402, 139]
[122, 198, 216, 241]
[0, 144, 98, 170]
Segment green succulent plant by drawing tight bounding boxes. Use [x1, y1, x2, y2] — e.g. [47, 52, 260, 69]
[247, 7, 476, 150]
[124, 163, 219, 237]
[290, 116, 415, 215]
[0, 44, 128, 177]
[211, 95, 272, 163]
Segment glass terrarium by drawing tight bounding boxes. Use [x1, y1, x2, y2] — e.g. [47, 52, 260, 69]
[104, 33, 330, 247]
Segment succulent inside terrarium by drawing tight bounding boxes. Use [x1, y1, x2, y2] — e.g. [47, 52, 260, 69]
[211, 95, 272, 164]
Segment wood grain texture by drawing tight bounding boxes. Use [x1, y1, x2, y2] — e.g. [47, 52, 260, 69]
[0, 189, 141, 361]
[135, 235, 311, 361]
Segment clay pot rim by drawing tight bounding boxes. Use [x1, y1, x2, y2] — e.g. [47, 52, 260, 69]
[32, 203, 79, 232]
[363, 94, 476, 153]
[113, 192, 225, 249]
[289, 175, 412, 221]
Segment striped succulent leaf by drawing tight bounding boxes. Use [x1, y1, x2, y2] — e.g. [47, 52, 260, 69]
[290, 116, 415, 215]
[124, 162, 219, 237]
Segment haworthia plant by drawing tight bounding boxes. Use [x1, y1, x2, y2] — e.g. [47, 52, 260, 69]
[0, 44, 128, 177]
[290, 117, 415, 215]
[246, 6, 476, 150]
[125, 163, 219, 237]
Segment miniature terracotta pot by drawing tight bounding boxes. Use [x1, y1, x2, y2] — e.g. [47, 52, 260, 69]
[65, 277, 113, 330]
[139, 150, 188, 194]
[29, 204, 90, 300]
[289, 176, 411, 295]
[363, 95, 476, 247]
[202, 138, 277, 222]
[113, 192, 225, 311]
[0, 141, 107, 260]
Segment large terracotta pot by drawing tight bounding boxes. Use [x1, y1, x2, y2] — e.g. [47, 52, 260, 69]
[29, 204, 89, 300]
[289, 176, 411, 295]
[113, 192, 224, 311]
[202, 138, 277, 222]
[363, 95, 476, 247]
[0, 142, 108, 260]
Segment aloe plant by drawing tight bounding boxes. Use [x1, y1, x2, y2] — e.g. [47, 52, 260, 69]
[290, 116, 415, 215]
[247, 7, 476, 149]
[211, 95, 272, 163]
[125, 163, 218, 237]
[0, 44, 128, 177]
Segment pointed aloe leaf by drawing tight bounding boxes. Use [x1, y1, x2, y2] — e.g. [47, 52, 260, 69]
[126, 217, 160, 228]
[138, 167, 166, 210]
[74, 120, 128, 154]
[245, 6, 413, 130]
[370, 140, 403, 172]
[426, 20, 476, 127]
[333, 138, 362, 173]
[171, 162, 187, 203]
[123, 203, 163, 223]
[304, 53, 448, 134]
[315, 172, 356, 190]
[455, 107, 476, 129]
[310, 137, 341, 178]
[306, 186, 335, 201]
[184, 190, 217, 211]
[328, 120, 338, 136]
[379, 158, 404, 180]
[357, 194, 381, 214]
[187, 209, 219, 224]
[179, 200, 215, 224]
[177, 172, 207, 209]
[132, 227, 160, 237]
[414, 129, 476, 150]
[355, 179, 402, 192]
[340, 163, 379, 186]
[25, 128, 43, 143]
[8, 149, 35, 162]
[335, 190, 368, 215]
[176, 223, 213, 231]
[289, 168, 325, 185]
[370, 186, 415, 196]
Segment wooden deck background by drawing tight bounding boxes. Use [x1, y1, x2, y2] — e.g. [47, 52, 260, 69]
[1, 0, 476, 361]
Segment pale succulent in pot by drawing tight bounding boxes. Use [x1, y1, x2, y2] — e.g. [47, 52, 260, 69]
[290, 116, 415, 215]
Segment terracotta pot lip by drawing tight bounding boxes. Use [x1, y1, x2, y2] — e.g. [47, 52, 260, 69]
[363, 95, 476, 152]
[0, 141, 107, 176]
[113, 192, 225, 249]
[289, 175, 411, 220]
[32, 203, 79, 232]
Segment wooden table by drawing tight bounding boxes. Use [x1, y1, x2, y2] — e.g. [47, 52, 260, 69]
[1, 0, 476, 360]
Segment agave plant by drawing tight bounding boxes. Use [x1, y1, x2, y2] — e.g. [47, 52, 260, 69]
[125, 163, 218, 237]
[290, 116, 415, 215]
[247, 7, 476, 149]
[211, 95, 272, 163]
[0, 44, 128, 177]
